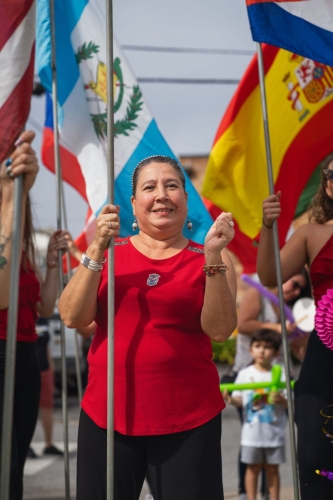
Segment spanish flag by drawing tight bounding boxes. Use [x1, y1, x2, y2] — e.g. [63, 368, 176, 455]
[202, 44, 333, 273]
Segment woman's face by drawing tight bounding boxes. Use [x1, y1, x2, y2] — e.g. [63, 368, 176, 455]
[131, 162, 188, 236]
[325, 160, 333, 199]
[282, 273, 307, 303]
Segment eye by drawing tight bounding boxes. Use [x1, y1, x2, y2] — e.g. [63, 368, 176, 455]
[166, 183, 178, 188]
[143, 185, 154, 190]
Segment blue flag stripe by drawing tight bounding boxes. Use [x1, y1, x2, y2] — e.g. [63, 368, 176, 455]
[248, 3, 333, 67]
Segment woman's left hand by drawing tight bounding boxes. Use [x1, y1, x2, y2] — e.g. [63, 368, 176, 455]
[46, 230, 69, 269]
[204, 212, 235, 258]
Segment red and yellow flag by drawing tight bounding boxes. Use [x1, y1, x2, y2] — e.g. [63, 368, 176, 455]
[202, 44, 333, 273]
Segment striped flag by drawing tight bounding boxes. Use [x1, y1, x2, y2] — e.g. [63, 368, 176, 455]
[0, 0, 36, 163]
[246, 0, 333, 67]
[202, 44, 333, 273]
[36, 0, 213, 248]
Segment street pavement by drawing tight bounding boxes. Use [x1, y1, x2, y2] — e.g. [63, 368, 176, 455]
[23, 366, 296, 500]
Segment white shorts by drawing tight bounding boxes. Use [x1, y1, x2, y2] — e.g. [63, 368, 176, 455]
[241, 445, 285, 465]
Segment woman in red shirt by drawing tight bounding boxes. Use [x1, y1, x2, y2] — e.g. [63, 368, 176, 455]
[257, 154, 333, 499]
[59, 155, 237, 500]
[0, 130, 68, 500]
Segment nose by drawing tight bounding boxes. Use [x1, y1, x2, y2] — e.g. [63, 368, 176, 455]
[155, 185, 168, 201]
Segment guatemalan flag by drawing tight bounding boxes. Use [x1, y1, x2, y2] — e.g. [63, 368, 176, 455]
[36, 0, 213, 259]
[246, 0, 333, 67]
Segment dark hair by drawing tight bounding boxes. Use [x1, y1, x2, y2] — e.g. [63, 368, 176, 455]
[308, 154, 333, 224]
[286, 267, 312, 308]
[131, 155, 186, 196]
[250, 328, 282, 353]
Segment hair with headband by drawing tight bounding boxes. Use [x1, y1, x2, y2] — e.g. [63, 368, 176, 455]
[131, 155, 186, 195]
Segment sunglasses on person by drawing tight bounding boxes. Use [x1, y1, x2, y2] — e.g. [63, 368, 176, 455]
[323, 169, 333, 181]
[291, 279, 304, 291]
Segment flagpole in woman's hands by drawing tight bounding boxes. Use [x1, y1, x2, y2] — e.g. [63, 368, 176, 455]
[256, 42, 300, 500]
[106, 1, 115, 499]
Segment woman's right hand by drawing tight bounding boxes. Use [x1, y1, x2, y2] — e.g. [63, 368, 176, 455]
[0, 130, 38, 195]
[92, 204, 120, 251]
[262, 191, 281, 228]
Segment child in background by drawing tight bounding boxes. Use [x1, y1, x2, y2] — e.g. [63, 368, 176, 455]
[223, 329, 287, 500]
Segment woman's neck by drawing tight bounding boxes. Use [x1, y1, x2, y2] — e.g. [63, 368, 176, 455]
[130, 230, 188, 259]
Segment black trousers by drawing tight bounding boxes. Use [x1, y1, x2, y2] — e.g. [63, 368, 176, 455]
[295, 330, 333, 499]
[77, 409, 224, 500]
[0, 340, 41, 500]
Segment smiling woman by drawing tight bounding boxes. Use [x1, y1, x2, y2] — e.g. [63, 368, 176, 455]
[58, 154, 237, 500]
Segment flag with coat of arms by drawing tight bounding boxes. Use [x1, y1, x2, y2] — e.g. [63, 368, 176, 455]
[36, 0, 213, 266]
[203, 44, 333, 273]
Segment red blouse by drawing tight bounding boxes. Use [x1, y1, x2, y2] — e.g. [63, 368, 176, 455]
[0, 260, 40, 342]
[81, 237, 225, 435]
[310, 233, 333, 306]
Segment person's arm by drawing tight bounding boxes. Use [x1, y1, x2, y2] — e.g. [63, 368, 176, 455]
[222, 389, 242, 408]
[76, 322, 96, 339]
[0, 131, 38, 310]
[35, 230, 69, 318]
[58, 204, 120, 328]
[200, 212, 237, 343]
[237, 287, 292, 335]
[257, 192, 308, 286]
[64, 231, 83, 263]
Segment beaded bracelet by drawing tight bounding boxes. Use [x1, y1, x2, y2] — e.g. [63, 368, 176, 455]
[203, 263, 229, 276]
[80, 253, 106, 272]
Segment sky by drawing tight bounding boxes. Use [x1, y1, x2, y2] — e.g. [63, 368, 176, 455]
[29, 0, 256, 238]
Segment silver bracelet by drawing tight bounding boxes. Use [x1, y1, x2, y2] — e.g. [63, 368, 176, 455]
[80, 252, 106, 272]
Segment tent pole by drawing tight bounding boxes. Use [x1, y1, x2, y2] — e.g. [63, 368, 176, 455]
[49, 1, 70, 497]
[256, 42, 300, 500]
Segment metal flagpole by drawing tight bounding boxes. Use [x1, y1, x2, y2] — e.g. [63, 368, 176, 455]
[0, 176, 23, 500]
[60, 183, 83, 402]
[106, 0, 115, 498]
[49, 1, 70, 497]
[256, 42, 300, 500]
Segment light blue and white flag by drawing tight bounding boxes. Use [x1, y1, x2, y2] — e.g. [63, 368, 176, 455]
[36, 0, 213, 242]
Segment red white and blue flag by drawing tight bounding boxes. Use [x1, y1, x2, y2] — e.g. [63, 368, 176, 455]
[246, 1, 333, 66]
[0, 0, 36, 163]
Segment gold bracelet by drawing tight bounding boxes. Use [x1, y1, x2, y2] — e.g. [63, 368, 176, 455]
[203, 263, 229, 276]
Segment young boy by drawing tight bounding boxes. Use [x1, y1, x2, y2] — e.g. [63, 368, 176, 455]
[224, 329, 288, 500]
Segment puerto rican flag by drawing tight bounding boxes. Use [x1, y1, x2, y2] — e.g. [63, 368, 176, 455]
[0, 0, 36, 163]
[42, 92, 91, 271]
[246, 1, 333, 66]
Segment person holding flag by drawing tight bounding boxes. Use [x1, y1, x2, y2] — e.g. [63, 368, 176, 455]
[0, 130, 68, 499]
[257, 154, 333, 498]
[59, 155, 237, 500]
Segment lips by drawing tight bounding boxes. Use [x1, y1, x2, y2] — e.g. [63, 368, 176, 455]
[153, 208, 172, 213]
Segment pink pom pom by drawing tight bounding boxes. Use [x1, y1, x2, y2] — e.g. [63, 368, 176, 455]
[315, 288, 333, 350]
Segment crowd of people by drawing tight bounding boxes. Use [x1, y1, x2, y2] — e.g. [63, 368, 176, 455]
[1, 131, 333, 500]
